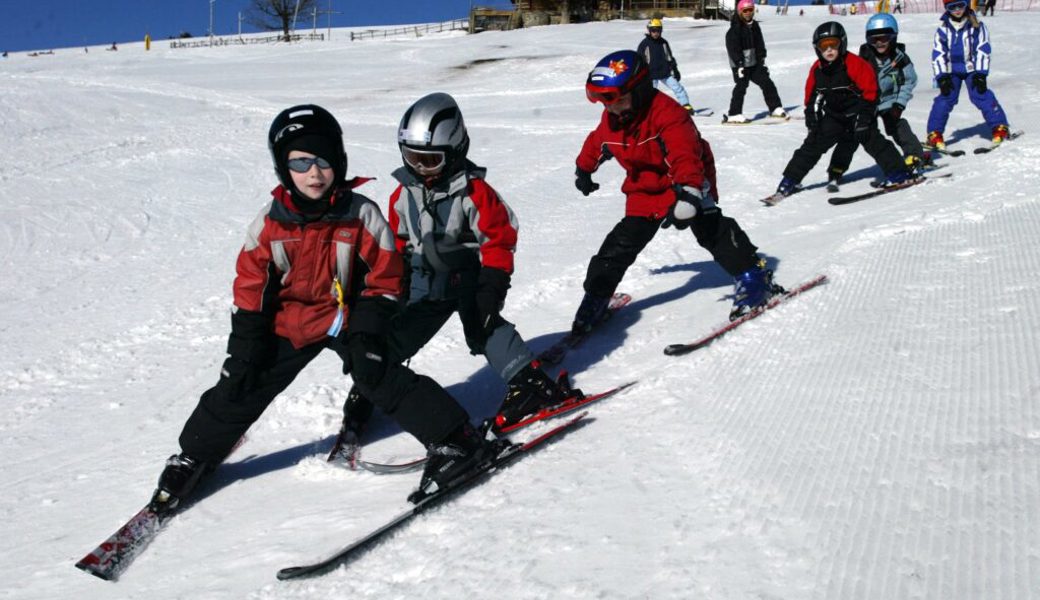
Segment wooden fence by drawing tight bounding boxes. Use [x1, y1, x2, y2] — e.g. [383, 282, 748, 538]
[349, 19, 468, 41]
[169, 33, 324, 49]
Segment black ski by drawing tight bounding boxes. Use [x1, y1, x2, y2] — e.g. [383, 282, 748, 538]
[828, 173, 951, 205]
[276, 412, 590, 580]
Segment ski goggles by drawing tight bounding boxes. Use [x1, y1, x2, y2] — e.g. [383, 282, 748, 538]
[586, 83, 631, 105]
[648, 27, 662, 33]
[739, 6, 755, 14]
[286, 156, 333, 173]
[815, 37, 842, 51]
[945, 0, 968, 10]
[867, 33, 895, 45]
[401, 146, 446, 173]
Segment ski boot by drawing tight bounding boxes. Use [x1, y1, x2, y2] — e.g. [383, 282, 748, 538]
[770, 107, 788, 119]
[826, 168, 844, 193]
[926, 131, 945, 151]
[723, 113, 750, 124]
[775, 176, 800, 198]
[408, 421, 497, 502]
[683, 104, 695, 115]
[992, 124, 1010, 145]
[496, 361, 571, 429]
[571, 292, 611, 336]
[730, 260, 784, 321]
[329, 386, 374, 464]
[149, 453, 208, 516]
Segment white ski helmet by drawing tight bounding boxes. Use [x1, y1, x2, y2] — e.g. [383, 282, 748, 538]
[397, 92, 470, 180]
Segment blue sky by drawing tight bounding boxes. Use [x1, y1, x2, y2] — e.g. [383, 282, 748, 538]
[2, 0, 514, 53]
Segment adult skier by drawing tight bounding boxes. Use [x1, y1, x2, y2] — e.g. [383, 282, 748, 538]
[637, 18, 695, 114]
[826, 13, 928, 190]
[334, 93, 574, 483]
[925, 0, 1010, 149]
[723, 0, 787, 123]
[772, 22, 913, 199]
[150, 105, 492, 514]
[573, 49, 783, 330]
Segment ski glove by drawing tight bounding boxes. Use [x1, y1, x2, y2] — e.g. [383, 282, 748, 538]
[474, 267, 510, 337]
[887, 103, 905, 120]
[673, 66, 681, 81]
[804, 107, 818, 132]
[575, 167, 599, 196]
[937, 74, 953, 96]
[661, 186, 703, 230]
[347, 332, 387, 387]
[853, 112, 874, 143]
[971, 73, 987, 94]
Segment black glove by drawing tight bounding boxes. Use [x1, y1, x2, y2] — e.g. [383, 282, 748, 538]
[854, 112, 874, 143]
[972, 73, 987, 93]
[937, 74, 953, 96]
[673, 66, 681, 81]
[347, 332, 386, 386]
[574, 167, 599, 196]
[804, 107, 818, 132]
[474, 267, 510, 336]
[661, 186, 703, 230]
[887, 103, 905, 120]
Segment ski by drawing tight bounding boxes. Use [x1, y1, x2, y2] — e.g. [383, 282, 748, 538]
[276, 412, 590, 581]
[356, 457, 427, 474]
[495, 380, 637, 434]
[973, 129, 1024, 154]
[760, 185, 803, 206]
[828, 173, 951, 205]
[721, 116, 789, 126]
[537, 292, 631, 365]
[920, 143, 966, 157]
[692, 107, 715, 117]
[663, 274, 828, 356]
[354, 381, 637, 471]
[75, 505, 169, 581]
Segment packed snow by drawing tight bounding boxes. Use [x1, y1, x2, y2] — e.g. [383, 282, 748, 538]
[2, 7, 1038, 599]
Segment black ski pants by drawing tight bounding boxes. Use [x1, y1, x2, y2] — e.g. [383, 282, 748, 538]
[782, 114, 906, 184]
[728, 65, 783, 116]
[583, 210, 759, 298]
[178, 335, 468, 465]
[827, 110, 925, 179]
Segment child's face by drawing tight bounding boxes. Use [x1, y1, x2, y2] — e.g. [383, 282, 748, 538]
[816, 38, 841, 62]
[287, 150, 334, 200]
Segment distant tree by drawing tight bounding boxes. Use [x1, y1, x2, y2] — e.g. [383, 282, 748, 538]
[246, 0, 319, 41]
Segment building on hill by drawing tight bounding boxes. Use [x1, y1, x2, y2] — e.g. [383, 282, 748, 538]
[500, 0, 716, 26]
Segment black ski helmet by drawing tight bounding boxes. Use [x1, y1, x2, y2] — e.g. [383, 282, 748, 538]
[812, 21, 848, 59]
[267, 104, 348, 196]
[397, 92, 470, 181]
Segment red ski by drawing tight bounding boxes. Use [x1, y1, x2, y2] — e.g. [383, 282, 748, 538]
[663, 275, 828, 356]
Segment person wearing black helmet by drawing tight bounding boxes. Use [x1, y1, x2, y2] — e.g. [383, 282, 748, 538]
[772, 22, 913, 199]
[331, 93, 577, 494]
[148, 104, 480, 515]
[574, 49, 783, 328]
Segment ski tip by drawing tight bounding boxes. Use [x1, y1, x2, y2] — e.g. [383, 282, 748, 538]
[75, 561, 116, 581]
[277, 566, 306, 580]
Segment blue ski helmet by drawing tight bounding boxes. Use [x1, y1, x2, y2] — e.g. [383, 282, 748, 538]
[585, 50, 650, 105]
[865, 13, 899, 37]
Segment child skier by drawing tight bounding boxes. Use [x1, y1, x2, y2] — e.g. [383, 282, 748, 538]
[637, 18, 695, 114]
[925, 0, 1010, 149]
[334, 92, 574, 468]
[573, 49, 783, 329]
[150, 105, 492, 514]
[772, 22, 913, 199]
[826, 13, 928, 191]
[723, 0, 787, 123]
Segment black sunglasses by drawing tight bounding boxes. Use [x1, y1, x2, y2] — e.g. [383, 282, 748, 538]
[286, 156, 333, 173]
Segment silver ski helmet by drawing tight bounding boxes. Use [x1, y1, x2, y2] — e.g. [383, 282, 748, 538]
[268, 104, 347, 196]
[812, 21, 848, 59]
[397, 93, 470, 181]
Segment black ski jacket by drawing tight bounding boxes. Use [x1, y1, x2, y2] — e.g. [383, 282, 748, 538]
[725, 16, 766, 69]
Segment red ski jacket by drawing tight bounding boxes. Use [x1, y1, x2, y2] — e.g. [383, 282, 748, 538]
[575, 92, 718, 219]
[233, 179, 403, 349]
[803, 53, 880, 112]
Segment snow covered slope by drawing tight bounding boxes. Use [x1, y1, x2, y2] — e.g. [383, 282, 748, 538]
[2, 8, 1038, 599]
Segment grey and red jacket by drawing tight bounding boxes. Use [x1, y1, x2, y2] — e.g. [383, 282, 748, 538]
[575, 91, 719, 219]
[388, 163, 519, 302]
[232, 178, 403, 349]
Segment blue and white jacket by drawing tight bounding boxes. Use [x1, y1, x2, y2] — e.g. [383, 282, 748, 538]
[931, 11, 991, 79]
[858, 42, 918, 111]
